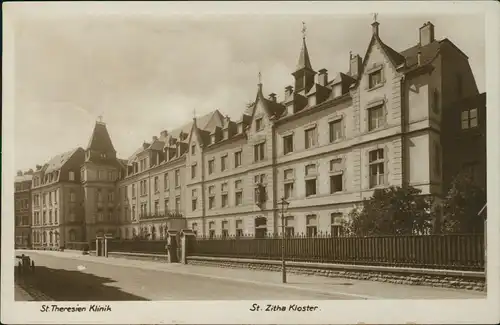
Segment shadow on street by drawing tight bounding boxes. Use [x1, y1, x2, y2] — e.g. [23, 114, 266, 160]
[15, 265, 149, 301]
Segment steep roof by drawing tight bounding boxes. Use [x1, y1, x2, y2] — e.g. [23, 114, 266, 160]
[44, 148, 81, 173]
[296, 37, 313, 71]
[87, 122, 116, 153]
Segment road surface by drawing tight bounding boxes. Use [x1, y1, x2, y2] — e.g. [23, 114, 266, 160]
[15, 250, 486, 301]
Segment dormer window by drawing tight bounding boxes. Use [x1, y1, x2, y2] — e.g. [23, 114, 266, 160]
[255, 118, 263, 132]
[100, 153, 107, 159]
[369, 70, 383, 89]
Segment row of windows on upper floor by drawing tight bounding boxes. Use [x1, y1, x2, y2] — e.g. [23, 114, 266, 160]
[80, 169, 118, 182]
[15, 183, 30, 191]
[33, 171, 78, 187]
[32, 191, 59, 207]
[15, 198, 29, 210]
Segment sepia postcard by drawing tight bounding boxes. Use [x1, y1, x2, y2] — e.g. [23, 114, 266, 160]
[2, 1, 500, 324]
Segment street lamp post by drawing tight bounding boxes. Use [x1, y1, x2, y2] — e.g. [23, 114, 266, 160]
[277, 197, 290, 284]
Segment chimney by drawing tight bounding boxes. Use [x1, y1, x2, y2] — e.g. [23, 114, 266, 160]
[142, 142, 149, 149]
[160, 130, 168, 138]
[268, 93, 277, 102]
[152, 136, 158, 142]
[318, 69, 328, 86]
[349, 54, 362, 79]
[17, 170, 23, 176]
[417, 51, 422, 66]
[372, 21, 379, 36]
[419, 21, 435, 46]
[285, 86, 294, 99]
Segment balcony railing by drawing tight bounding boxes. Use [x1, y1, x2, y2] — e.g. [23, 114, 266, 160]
[140, 211, 184, 220]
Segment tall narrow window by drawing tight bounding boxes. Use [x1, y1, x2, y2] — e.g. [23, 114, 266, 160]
[330, 158, 344, 193]
[369, 70, 382, 89]
[369, 149, 385, 188]
[331, 213, 344, 237]
[154, 176, 159, 192]
[306, 215, 318, 237]
[222, 221, 229, 238]
[174, 169, 180, 187]
[221, 155, 227, 171]
[283, 135, 294, 154]
[329, 119, 342, 142]
[191, 164, 197, 179]
[254, 143, 265, 162]
[164, 173, 169, 191]
[208, 159, 215, 175]
[255, 118, 263, 131]
[305, 127, 317, 149]
[369, 105, 384, 131]
[234, 151, 242, 168]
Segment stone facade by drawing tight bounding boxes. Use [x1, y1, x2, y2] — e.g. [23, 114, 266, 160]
[23, 20, 486, 243]
[15, 171, 33, 247]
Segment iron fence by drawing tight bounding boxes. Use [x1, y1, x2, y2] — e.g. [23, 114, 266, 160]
[106, 239, 168, 255]
[189, 233, 485, 271]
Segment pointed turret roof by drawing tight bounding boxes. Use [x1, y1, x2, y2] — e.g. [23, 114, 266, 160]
[87, 121, 116, 153]
[296, 37, 313, 71]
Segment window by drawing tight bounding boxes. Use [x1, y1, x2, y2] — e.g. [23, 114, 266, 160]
[235, 180, 242, 190]
[306, 215, 318, 237]
[305, 179, 317, 197]
[209, 222, 215, 239]
[221, 194, 228, 208]
[369, 70, 382, 89]
[191, 144, 196, 155]
[154, 201, 159, 215]
[208, 159, 215, 175]
[222, 221, 229, 238]
[461, 108, 478, 129]
[434, 143, 441, 176]
[132, 206, 136, 220]
[221, 182, 228, 193]
[254, 174, 266, 184]
[98, 170, 104, 180]
[283, 135, 294, 154]
[284, 169, 294, 181]
[69, 171, 75, 181]
[192, 197, 197, 211]
[284, 216, 294, 237]
[331, 213, 343, 237]
[164, 173, 169, 191]
[175, 197, 181, 212]
[108, 171, 114, 181]
[234, 151, 242, 168]
[164, 199, 169, 213]
[236, 220, 243, 237]
[235, 191, 243, 206]
[254, 143, 265, 162]
[329, 119, 342, 142]
[70, 191, 76, 202]
[191, 164, 197, 179]
[154, 176, 159, 192]
[433, 89, 440, 114]
[132, 184, 136, 197]
[191, 223, 198, 236]
[330, 158, 344, 193]
[305, 127, 317, 149]
[284, 183, 294, 199]
[108, 191, 114, 202]
[221, 155, 227, 171]
[368, 105, 384, 130]
[175, 169, 180, 187]
[255, 118, 263, 131]
[369, 149, 385, 188]
[209, 186, 215, 209]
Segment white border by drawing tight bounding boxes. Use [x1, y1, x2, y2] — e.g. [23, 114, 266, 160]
[2, 1, 500, 324]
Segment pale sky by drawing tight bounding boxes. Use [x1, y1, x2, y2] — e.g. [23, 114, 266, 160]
[12, 13, 485, 171]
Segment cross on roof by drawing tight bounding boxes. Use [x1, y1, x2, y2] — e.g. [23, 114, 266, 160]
[301, 21, 307, 39]
[258, 71, 262, 84]
[373, 13, 378, 23]
[97, 115, 103, 123]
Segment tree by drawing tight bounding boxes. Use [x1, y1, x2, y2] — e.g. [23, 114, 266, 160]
[345, 186, 434, 236]
[440, 172, 486, 233]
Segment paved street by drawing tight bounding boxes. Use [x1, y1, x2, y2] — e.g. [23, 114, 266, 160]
[15, 250, 486, 301]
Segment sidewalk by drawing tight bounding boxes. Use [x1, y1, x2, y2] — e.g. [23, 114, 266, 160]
[20, 249, 487, 300]
[15, 284, 34, 301]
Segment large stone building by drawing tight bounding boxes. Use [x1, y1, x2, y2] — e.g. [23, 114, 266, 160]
[15, 170, 33, 248]
[25, 19, 486, 245]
